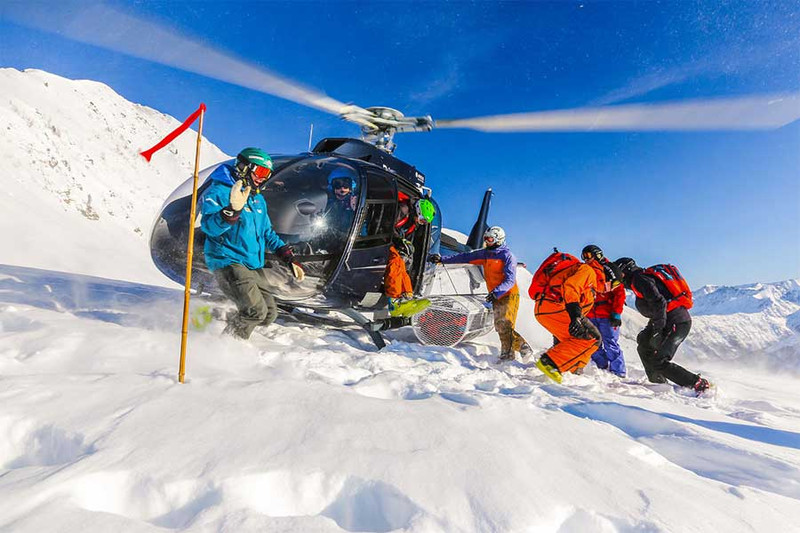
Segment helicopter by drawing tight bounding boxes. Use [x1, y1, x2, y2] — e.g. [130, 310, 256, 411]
[148, 62, 800, 349]
[150, 107, 496, 349]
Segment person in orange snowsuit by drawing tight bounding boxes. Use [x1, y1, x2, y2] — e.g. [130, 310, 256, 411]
[384, 239, 413, 303]
[530, 251, 601, 381]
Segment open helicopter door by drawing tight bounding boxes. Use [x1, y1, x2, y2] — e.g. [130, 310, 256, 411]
[328, 168, 397, 304]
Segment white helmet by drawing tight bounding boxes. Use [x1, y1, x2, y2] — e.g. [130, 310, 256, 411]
[483, 226, 506, 247]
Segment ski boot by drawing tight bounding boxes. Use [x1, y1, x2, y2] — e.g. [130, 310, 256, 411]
[536, 354, 563, 383]
[497, 351, 515, 363]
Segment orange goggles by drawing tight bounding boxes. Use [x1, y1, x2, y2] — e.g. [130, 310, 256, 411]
[251, 165, 272, 180]
[484, 236, 496, 244]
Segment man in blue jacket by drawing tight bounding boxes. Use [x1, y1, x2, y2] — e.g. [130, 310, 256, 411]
[200, 147, 294, 339]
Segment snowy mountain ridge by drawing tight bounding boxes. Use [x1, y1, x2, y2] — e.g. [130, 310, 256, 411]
[0, 67, 228, 285]
[684, 279, 800, 371]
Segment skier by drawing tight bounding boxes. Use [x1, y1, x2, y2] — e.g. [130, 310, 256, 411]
[612, 257, 710, 394]
[200, 147, 296, 339]
[395, 197, 435, 239]
[430, 226, 531, 362]
[380, 236, 430, 329]
[582, 245, 627, 377]
[529, 249, 601, 382]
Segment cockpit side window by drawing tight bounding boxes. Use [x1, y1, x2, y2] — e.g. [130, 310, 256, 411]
[353, 170, 397, 249]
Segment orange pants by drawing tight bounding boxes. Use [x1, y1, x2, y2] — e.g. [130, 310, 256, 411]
[535, 299, 599, 373]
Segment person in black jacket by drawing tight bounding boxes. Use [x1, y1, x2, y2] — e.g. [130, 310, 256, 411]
[612, 257, 710, 394]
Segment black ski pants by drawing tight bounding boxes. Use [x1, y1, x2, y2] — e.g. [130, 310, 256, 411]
[636, 313, 698, 388]
[214, 264, 278, 339]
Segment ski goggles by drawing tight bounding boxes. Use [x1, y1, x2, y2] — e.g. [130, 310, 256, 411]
[250, 165, 272, 180]
[484, 236, 496, 245]
[332, 178, 351, 190]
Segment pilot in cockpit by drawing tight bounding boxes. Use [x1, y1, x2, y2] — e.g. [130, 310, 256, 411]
[324, 167, 358, 230]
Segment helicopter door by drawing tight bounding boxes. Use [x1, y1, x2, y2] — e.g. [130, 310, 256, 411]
[329, 169, 397, 302]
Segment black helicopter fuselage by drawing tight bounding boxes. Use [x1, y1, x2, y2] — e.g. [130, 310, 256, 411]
[150, 138, 451, 311]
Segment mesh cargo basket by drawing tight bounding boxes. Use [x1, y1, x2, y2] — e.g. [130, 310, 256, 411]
[411, 295, 495, 346]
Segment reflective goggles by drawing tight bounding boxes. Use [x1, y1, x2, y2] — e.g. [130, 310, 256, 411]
[251, 164, 272, 180]
[484, 236, 496, 245]
[332, 179, 351, 190]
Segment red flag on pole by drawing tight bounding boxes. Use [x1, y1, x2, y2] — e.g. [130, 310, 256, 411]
[140, 103, 207, 162]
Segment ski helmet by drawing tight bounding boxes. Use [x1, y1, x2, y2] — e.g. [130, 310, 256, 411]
[235, 147, 273, 182]
[603, 262, 622, 287]
[483, 226, 506, 247]
[415, 198, 435, 224]
[582, 244, 604, 262]
[613, 257, 637, 277]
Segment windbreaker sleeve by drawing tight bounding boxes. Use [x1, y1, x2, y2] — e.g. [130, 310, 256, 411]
[633, 274, 667, 330]
[491, 249, 517, 297]
[610, 284, 626, 314]
[562, 264, 596, 306]
[441, 248, 486, 265]
[262, 207, 286, 253]
[200, 181, 235, 238]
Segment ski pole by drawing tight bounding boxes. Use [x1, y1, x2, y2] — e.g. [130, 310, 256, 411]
[439, 262, 459, 294]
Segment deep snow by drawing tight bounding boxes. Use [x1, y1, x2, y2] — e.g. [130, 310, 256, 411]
[1, 68, 799, 532]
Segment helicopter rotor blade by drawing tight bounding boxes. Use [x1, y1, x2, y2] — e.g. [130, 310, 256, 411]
[435, 93, 800, 132]
[3, 3, 366, 118]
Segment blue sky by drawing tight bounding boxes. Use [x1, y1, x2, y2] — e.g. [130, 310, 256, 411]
[2, 1, 798, 287]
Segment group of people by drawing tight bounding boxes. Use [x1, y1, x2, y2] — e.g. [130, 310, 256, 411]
[439, 231, 709, 394]
[200, 147, 710, 395]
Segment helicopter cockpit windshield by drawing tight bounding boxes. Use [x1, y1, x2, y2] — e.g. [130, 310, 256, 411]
[258, 156, 362, 302]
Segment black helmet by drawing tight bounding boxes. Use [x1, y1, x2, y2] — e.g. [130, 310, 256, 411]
[603, 262, 622, 286]
[581, 244, 604, 262]
[613, 257, 637, 276]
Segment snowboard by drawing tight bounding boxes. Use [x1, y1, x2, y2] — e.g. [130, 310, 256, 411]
[389, 298, 432, 318]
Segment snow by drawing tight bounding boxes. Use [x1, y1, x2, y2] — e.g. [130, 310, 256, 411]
[1, 68, 800, 532]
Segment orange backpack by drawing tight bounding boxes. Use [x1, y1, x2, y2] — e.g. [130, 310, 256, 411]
[529, 250, 581, 301]
[635, 264, 693, 311]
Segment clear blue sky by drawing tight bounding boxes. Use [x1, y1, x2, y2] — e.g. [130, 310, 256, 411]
[2, 1, 798, 287]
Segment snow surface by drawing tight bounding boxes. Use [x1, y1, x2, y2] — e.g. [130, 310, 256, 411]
[1, 69, 800, 532]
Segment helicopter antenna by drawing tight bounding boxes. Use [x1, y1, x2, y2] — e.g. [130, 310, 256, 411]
[307, 123, 314, 152]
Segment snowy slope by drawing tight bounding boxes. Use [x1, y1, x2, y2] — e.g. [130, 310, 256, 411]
[1, 69, 800, 532]
[683, 279, 800, 371]
[0, 68, 228, 286]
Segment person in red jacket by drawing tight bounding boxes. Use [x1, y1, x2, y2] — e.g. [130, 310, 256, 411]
[582, 245, 627, 377]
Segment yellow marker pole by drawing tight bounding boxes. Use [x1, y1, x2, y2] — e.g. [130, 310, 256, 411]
[178, 107, 206, 384]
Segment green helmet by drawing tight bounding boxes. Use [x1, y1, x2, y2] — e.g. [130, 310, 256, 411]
[235, 147, 273, 180]
[415, 198, 435, 224]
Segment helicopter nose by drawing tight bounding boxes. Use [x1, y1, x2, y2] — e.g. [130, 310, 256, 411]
[295, 200, 318, 216]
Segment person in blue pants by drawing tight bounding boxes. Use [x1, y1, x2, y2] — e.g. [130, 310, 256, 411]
[582, 245, 627, 377]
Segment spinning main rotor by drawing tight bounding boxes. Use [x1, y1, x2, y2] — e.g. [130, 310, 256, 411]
[9, 3, 800, 153]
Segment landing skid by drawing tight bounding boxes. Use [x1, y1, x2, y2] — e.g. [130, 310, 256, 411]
[278, 305, 386, 350]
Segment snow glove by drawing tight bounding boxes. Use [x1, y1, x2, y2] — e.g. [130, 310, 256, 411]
[485, 292, 498, 304]
[566, 302, 586, 338]
[566, 302, 600, 340]
[222, 179, 251, 224]
[428, 254, 442, 264]
[276, 244, 296, 264]
[609, 312, 622, 328]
